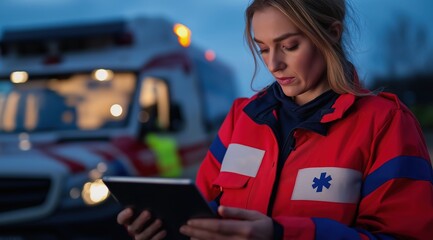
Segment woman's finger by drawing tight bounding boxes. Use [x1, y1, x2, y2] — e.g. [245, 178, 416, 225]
[127, 210, 151, 234]
[150, 228, 167, 240]
[117, 208, 134, 225]
[180, 224, 219, 240]
[135, 219, 164, 240]
[218, 206, 265, 221]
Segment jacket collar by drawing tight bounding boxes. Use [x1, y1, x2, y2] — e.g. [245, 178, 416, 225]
[243, 86, 277, 117]
[320, 93, 356, 123]
[243, 83, 357, 134]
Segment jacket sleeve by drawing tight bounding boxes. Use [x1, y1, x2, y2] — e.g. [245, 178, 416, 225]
[196, 98, 247, 203]
[274, 101, 433, 240]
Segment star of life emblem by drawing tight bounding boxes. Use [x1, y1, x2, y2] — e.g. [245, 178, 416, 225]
[312, 172, 332, 192]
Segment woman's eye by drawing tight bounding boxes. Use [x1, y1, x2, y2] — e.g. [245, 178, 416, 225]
[258, 48, 269, 54]
[282, 45, 298, 51]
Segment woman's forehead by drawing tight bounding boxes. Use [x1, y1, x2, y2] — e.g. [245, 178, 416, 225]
[252, 6, 300, 41]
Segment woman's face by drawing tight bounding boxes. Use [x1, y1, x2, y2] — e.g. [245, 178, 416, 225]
[252, 6, 329, 105]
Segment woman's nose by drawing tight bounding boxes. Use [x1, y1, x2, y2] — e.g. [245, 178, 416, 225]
[268, 50, 286, 72]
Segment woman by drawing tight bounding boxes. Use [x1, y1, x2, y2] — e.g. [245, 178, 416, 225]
[118, 0, 433, 239]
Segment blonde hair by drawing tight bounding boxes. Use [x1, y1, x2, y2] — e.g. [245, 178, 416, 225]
[245, 0, 367, 95]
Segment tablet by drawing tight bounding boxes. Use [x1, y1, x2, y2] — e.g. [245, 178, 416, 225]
[102, 176, 217, 240]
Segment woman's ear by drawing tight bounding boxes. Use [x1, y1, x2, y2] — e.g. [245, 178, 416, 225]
[329, 21, 342, 42]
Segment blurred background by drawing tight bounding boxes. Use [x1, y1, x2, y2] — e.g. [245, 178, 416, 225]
[1, 1, 433, 98]
[1, 0, 432, 124]
[0, 0, 432, 239]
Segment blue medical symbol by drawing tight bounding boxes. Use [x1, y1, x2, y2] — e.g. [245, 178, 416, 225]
[312, 172, 332, 192]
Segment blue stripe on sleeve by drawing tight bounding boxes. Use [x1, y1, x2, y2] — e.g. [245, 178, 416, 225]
[209, 136, 227, 164]
[314, 219, 397, 240]
[208, 200, 219, 213]
[312, 218, 361, 240]
[362, 156, 433, 198]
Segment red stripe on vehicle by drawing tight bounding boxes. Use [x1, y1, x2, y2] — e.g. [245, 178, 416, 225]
[39, 148, 86, 173]
[86, 147, 117, 162]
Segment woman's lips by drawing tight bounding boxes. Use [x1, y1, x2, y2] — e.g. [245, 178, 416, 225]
[275, 77, 295, 85]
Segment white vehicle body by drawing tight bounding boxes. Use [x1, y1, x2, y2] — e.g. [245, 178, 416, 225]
[0, 16, 237, 238]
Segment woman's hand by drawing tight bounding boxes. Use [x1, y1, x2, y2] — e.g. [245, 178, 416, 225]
[117, 208, 167, 240]
[180, 206, 274, 240]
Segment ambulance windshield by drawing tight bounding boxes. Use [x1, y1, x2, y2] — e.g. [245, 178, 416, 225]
[0, 71, 136, 133]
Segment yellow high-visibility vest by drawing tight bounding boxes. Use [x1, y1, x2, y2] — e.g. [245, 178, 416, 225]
[146, 133, 182, 177]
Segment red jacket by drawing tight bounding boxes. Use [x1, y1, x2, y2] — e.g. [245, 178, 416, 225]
[196, 86, 433, 239]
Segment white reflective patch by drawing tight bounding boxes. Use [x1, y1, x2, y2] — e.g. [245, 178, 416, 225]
[291, 167, 362, 203]
[220, 144, 265, 177]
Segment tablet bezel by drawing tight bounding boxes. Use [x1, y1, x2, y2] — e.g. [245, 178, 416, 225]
[102, 176, 217, 240]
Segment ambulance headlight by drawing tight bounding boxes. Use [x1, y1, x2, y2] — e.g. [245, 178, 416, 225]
[10, 71, 28, 83]
[81, 179, 110, 205]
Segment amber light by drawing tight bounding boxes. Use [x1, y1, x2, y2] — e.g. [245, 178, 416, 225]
[173, 23, 191, 48]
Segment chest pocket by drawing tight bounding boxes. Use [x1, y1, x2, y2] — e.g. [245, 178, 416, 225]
[213, 172, 251, 208]
[212, 143, 265, 208]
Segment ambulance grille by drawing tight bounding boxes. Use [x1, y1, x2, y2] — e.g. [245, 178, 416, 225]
[0, 177, 51, 213]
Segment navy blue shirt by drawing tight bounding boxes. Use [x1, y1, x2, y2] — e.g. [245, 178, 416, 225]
[273, 83, 339, 151]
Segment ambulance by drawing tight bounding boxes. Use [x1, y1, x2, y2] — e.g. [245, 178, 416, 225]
[0, 16, 238, 238]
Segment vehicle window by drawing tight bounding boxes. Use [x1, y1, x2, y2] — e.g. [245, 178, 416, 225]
[0, 71, 136, 133]
[139, 77, 170, 132]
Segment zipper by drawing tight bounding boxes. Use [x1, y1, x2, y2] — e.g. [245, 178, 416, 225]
[254, 116, 296, 217]
[266, 131, 295, 216]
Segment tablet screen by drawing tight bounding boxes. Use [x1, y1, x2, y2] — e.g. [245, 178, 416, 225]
[103, 176, 217, 240]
